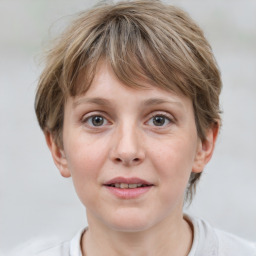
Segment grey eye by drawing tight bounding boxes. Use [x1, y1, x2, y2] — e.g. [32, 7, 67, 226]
[152, 116, 168, 126]
[147, 114, 172, 127]
[91, 116, 105, 126]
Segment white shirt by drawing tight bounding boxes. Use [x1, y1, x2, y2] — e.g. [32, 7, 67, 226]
[13, 215, 256, 256]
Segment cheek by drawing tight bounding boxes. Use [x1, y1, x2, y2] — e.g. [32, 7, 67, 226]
[65, 133, 108, 171]
[63, 135, 109, 194]
[150, 136, 197, 185]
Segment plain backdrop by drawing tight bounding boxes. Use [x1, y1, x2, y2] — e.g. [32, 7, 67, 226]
[1, 0, 256, 254]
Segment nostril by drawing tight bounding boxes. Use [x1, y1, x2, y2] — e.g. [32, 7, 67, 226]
[114, 157, 140, 164]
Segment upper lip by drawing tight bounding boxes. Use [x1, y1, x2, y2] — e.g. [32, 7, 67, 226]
[104, 177, 153, 186]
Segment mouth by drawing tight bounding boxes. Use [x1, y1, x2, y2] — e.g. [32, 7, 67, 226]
[103, 177, 153, 199]
[103, 177, 153, 188]
[106, 183, 152, 189]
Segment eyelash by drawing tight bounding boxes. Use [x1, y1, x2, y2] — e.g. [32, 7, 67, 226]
[146, 112, 174, 128]
[81, 112, 174, 128]
[82, 113, 110, 128]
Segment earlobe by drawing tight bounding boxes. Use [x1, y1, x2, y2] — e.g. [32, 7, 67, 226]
[192, 122, 219, 173]
[44, 131, 71, 178]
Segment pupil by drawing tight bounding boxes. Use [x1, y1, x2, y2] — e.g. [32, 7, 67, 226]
[153, 116, 165, 126]
[92, 116, 104, 126]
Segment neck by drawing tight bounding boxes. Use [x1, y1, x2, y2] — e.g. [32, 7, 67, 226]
[82, 211, 193, 256]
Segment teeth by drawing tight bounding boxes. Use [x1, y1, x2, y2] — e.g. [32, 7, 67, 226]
[120, 183, 129, 189]
[128, 184, 138, 189]
[112, 183, 145, 189]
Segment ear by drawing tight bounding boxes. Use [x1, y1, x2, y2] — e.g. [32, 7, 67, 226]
[192, 122, 219, 173]
[44, 131, 71, 178]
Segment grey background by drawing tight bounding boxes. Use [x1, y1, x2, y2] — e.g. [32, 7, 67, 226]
[1, 0, 256, 253]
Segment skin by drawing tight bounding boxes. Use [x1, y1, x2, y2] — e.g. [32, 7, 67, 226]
[46, 62, 218, 256]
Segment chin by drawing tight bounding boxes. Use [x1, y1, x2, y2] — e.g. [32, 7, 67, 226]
[110, 222, 152, 233]
[104, 210, 156, 233]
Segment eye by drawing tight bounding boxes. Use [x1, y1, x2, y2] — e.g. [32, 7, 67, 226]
[83, 115, 108, 127]
[147, 114, 172, 127]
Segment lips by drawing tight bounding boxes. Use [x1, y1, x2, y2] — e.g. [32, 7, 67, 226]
[103, 177, 153, 199]
[108, 183, 148, 189]
[104, 177, 153, 188]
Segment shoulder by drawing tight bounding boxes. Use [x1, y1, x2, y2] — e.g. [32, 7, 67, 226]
[35, 241, 70, 256]
[215, 228, 256, 256]
[8, 240, 70, 256]
[186, 214, 256, 256]
[9, 228, 85, 256]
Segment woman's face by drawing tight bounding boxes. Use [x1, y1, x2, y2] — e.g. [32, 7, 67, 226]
[51, 62, 213, 232]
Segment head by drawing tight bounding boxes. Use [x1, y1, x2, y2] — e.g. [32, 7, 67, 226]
[35, 0, 222, 204]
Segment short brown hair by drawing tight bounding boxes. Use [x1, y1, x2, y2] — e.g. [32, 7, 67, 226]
[35, 0, 222, 202]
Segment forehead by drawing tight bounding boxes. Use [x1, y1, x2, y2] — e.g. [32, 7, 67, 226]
[68, 62, 193, 114]
[69, 54, 190, 100]
[74, 60, 185, 97]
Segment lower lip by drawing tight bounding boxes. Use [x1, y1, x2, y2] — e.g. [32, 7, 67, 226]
[105, 186, 152, 199]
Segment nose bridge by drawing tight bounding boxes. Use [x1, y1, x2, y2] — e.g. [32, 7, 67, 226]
[110, 118, 145, 165]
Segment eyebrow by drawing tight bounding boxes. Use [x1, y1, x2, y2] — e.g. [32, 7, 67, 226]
[73, 97, 183, 108]
[142, 98, 183, 107]
[73, 97, 112, 107]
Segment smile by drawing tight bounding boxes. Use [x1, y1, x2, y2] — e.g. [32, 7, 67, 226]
[103, 177, 153, 199]
[107, 183, 151, 189]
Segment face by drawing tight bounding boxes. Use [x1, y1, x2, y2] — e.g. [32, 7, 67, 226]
[48, 62, 216, 232]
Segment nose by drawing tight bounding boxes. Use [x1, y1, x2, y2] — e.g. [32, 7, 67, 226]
[109, 123, 145, 166]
